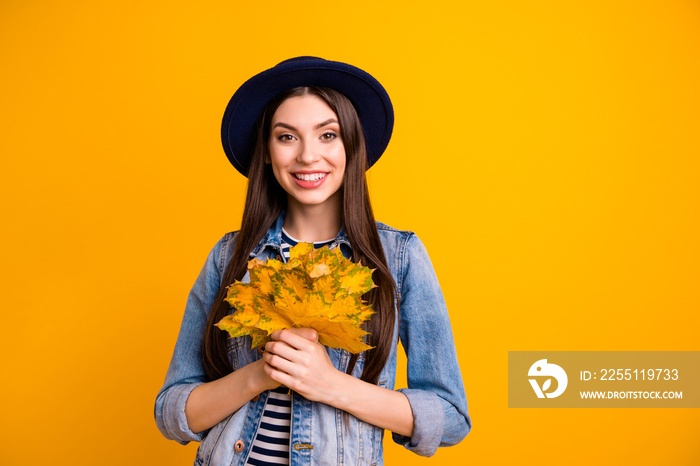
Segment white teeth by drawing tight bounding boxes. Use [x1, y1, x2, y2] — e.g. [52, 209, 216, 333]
[294, 173, 327, 181]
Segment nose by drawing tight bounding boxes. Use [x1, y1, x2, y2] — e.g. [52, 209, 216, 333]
[297, 139, 320, 165]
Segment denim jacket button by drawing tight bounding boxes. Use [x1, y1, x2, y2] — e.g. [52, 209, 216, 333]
[234, 440, 245, 452]
[257, 346, 265, 354]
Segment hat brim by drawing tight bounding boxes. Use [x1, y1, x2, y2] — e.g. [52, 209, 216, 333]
[221, 58, 394, 176]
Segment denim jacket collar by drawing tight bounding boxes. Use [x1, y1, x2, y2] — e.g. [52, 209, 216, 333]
[249, 210, 352, 258]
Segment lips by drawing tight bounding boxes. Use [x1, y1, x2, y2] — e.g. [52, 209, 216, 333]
[291, 171, 329, 189]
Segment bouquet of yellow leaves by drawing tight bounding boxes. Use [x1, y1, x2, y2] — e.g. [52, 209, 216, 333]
[216, 242, 376, 354]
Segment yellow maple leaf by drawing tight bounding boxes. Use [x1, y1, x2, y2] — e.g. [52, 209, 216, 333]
[215, 315, 255, 337]
[225, 282, 259, 311]
[339, 265, 375, 294]
[217, 243, 376, 353]
[311, 274, 339, 303]
[329, 294, 374, 322]
[289, 242, 313, 260]
[248, 265, 277, 296]
[255, 299, 296, 335]
[299, 316, 373, 353]
[247, 258, 266, 270]
[248, 328, 270, 348]
[309, 263, 330, 278]
[275, 268, 310, 299]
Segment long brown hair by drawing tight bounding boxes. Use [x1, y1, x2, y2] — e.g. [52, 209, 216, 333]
[203, 86, 397, 385]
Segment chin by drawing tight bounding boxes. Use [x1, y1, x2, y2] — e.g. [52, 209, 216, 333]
[288, 190, 343, 209]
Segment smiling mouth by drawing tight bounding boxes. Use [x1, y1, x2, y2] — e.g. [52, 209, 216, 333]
[293, 172, 328, 181]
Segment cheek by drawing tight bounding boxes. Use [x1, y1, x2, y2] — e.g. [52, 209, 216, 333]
[267, 147, 287, 173]
[270, 163, 287, 187]
[333, 147, 347, 173]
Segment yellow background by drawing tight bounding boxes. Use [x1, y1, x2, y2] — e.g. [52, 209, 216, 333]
[1, 1, 699, 464]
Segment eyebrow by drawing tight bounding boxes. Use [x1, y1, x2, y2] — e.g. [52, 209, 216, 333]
[272, 118, 339, 131]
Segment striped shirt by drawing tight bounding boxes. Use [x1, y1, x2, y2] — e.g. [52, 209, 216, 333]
[245, 229, 334, 465]
[246, 387, 293, 466]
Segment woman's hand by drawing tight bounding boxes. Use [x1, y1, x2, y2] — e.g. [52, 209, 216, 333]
[262, 328, 414, 437]
[254, 328, 322, 392]
[184, 328, 320, 433]
[262, 328, 342, 404]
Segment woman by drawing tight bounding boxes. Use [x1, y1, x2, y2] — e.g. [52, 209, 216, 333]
[155, 57, 470, 465]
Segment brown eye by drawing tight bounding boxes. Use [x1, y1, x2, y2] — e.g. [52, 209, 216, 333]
[321, 132, 337, 141]
[278, 134, 295, 142]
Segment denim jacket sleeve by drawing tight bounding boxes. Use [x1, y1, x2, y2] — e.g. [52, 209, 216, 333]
[154, 233, 232, 444]
[392, 233, 471, 456]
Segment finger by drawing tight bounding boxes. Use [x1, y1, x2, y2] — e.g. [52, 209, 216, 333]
[266, 365, 295, 390]
[263, 360, 290, 386]
[264, 340, 298, 361]
[263, 350, 298, 376]
[261, 362, 282, 389]
[285, 327, 319, 342]
[271, 329, 317, 349]
[265, 340, 318, 370]
[264, 339, 316, 374]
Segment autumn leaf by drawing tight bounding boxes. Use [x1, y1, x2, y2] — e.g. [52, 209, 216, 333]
[339, 265, 375, 294]
[296, 315, 372, 354]
[289, 241, 313, 260]
[216, 242, 376, 353]
[309, 263, 330, 278]
[248, 264, 277, 296]
[275, 268, 310, 299]
[329, 295, 374, 322]
[225, 283, 259, 313]
[311, 274, 339, 303]
[248, 328, 270, 348]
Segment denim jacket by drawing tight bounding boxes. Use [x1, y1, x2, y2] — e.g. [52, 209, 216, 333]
[155, 213, 470, 465]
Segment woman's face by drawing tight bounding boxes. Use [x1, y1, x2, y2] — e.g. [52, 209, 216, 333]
[268, 94, 346, 212]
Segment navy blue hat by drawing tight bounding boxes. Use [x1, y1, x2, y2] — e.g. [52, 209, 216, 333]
[221, 56, 394, 176]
